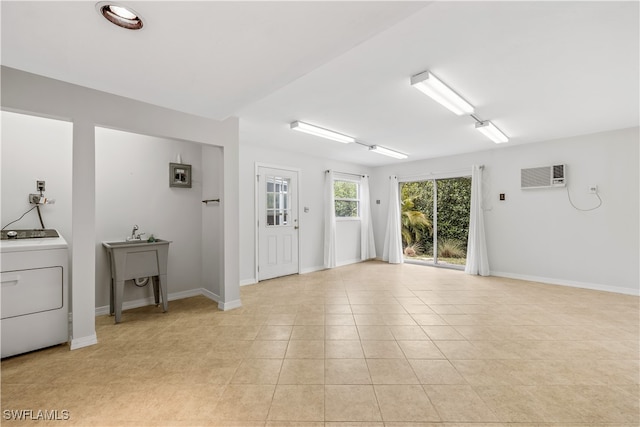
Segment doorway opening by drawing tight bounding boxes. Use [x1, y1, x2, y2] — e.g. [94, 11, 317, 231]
[400, 176, 471, 269]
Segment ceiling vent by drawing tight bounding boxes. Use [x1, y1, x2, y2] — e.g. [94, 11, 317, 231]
[521, 164, 566, 189]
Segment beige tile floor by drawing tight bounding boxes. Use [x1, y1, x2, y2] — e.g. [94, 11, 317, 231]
[1, 260, 639, 426]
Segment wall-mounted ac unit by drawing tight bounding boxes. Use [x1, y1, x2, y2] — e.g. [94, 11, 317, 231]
[521, 164, 566, 189]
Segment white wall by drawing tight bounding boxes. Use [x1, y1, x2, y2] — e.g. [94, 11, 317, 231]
[371, 127, 640, 295]
[335, 220, 361, 267]
[2, 66, 240, 349]
[239, 142, 371, 283]
[1, 111, 72, 240]
[95, 128, 210, 309]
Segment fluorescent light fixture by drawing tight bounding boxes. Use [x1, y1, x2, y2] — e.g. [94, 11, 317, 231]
[410, 71, 474, 115]
[290, 121, 355, 144]
[369, 145, 408, 160]
[475, 121, 509, 143]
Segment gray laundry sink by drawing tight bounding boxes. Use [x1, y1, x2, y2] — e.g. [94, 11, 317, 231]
[102, 239, 172, 323]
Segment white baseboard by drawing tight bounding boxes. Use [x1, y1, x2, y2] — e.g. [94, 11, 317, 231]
[218, 299, 242, 311]
[336, 258, 363, 268]
[95, 288, 211, 316]
[249, 260, 373, 279]
[240, 278, 257, 286]
[300, 265, 325, 274]
[200, 288, 220, 303]
[201, 288, 241, 310]
[94, 288, 246, 316]
[301, 259, 371, 274]
[246, 266, 327, 280]
[491, 271, 640, 296]
[170, 288, 206, 300]
[70, 333, 98, 350]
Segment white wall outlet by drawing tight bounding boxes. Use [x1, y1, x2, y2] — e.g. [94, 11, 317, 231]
[588, 185, 598, 194]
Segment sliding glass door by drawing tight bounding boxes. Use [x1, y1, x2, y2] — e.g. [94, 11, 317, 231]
[400, 176, 471, 269]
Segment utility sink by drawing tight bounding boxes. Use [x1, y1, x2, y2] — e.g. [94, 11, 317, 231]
[103, 239, 171, 248]
[102, 239, 172, 323]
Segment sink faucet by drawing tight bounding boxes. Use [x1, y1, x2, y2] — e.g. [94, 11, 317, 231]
[127, 225, 145, 241]
[127, 224, 145, 242]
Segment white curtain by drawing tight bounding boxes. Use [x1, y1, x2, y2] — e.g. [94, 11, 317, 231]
[382, 176, 403, 264]
[323, 170, 337, 268]
[465, 165, 490, 276]
[360, 175, 376, 260]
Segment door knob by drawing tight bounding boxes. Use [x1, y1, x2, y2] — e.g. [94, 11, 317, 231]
[294, 226, 299, 229]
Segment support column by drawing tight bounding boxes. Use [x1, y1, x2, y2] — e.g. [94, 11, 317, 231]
[70, 120, 98, 349]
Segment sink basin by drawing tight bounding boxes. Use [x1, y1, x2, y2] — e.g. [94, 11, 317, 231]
[103, 239, 170, 248]
[102, 238, 172, 323]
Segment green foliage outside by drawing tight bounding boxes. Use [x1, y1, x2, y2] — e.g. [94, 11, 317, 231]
[400, 177, 471, 261]
[436, 177, 472, 246]
[437, 238, 466, 258]
[334, 180, 359, 217]
[401, 196, 432, 249]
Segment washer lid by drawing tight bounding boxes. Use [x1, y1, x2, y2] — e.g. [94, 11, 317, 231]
[1, 229, 59, 240]
[0, 231, 67, 252]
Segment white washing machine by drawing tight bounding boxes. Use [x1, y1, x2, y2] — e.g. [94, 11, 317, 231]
[1, 229, 69, 358]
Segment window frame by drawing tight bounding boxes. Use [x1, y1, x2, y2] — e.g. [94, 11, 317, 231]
[333, 178, 361, 220]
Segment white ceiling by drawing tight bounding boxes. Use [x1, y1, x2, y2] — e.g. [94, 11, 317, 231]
[2, 1, 638, 167]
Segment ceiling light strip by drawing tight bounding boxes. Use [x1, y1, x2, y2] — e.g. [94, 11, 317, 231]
[369, 145, 408, 159]
[475, 121, 509, 144]
[410, 71, 475, 115]
[290, 121, 407, 159]
[411, 70, 510, 144]
[290, 121, 355, 144]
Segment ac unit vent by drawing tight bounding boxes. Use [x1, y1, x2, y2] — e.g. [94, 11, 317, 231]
[521, 164, 566, 189]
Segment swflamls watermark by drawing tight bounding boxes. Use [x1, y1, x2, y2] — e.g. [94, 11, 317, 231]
[3, 409, 70, 421]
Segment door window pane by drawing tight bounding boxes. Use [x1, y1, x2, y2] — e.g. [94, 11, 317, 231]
[266, 176, 291, 227]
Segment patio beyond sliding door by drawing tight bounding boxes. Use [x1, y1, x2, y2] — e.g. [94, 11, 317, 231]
[400, 177, 471, 269]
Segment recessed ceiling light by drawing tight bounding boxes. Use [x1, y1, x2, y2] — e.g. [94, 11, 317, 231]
[97, 2, 144, 30]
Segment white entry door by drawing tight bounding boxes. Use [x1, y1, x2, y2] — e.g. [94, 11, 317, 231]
[257, 166, 299, 281]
